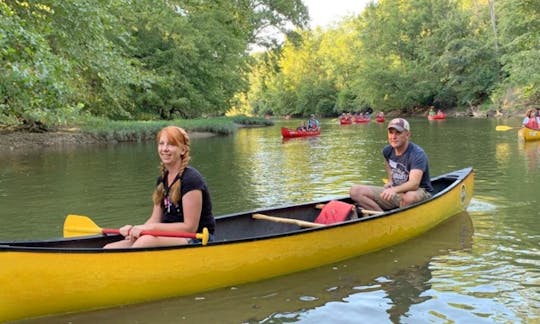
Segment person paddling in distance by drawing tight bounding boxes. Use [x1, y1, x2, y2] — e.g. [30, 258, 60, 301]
[104, 126, 215, 248]
[350, 118, 434, 212]
[522, 109, 540, 130]
[307, 114, 320, 130]
[297, 121, 307, 131]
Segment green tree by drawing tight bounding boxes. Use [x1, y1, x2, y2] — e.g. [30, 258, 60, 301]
[351, 0, 498, 111]
[0, 2, 73, 129]
[493, 0, 540, 106]
[1, 0, 309, 128]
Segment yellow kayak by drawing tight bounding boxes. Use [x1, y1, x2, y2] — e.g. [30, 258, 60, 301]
[0, 168, 474, 322]
[519, 127, 540, 141]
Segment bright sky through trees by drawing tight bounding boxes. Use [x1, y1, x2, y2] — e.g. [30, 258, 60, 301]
[303, 0, 370, 28]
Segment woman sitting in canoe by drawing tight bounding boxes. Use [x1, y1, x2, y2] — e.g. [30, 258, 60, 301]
[522, 109, 540, 130]
[104, 126, 215, 248]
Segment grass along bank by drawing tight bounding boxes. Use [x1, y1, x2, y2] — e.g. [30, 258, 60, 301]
[0, 116, 273, 152]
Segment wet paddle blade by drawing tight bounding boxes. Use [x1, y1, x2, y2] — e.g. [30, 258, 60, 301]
[63, 214, 103, 237]
[496, 125, 516, 131]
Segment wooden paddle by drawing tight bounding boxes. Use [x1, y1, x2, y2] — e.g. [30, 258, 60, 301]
[496, 125, 520, 131]
[63, 214, 209, 245]
[252, 213, 324, 228]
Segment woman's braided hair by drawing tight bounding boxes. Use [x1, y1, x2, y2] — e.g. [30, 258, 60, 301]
[152, 126, 191, 206]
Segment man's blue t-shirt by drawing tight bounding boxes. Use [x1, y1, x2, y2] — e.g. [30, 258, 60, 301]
[382, 142, 433, 193]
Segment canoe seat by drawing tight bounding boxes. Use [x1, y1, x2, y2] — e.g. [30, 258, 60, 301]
[315, 200, 357, 225]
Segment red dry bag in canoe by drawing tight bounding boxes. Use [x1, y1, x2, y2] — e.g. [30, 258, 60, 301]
[315, 200, 355, 225]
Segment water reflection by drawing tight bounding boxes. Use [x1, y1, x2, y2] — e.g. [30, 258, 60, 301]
[521, 141, 540, 172]
[281, 135, 322, 145]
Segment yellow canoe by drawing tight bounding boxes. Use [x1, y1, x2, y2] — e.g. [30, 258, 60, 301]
[0, 168, 474, 322]
[519, 127, 540, 141]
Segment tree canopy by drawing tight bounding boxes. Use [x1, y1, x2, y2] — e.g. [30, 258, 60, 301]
[1, 0, 538, 129]
[0, 0, 308, 129]
[244, 0, 539, 117]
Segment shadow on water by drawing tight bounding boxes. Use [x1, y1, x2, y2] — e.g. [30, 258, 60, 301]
[19, 212, 473, 324]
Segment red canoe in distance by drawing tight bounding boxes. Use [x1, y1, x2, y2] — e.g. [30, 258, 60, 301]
[428, 113, 446, 120]
[353, 116, 370, 124]
[281, 127, 321, 138]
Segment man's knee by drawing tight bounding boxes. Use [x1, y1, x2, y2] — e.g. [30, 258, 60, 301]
[350, 185, 367, 200]
[401, 190, 425, 206]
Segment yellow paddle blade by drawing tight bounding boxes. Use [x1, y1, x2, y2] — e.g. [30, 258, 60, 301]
[496, 125, 516, 131]
[63, 214, 103, 237]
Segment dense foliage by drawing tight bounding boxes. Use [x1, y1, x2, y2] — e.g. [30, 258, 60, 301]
[244, 0, 540, 117]
[0, 0, 308, 129]
[1, 0, 538, 129]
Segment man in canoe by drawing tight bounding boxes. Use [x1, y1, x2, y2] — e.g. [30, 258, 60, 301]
[104, 126, 215, 248]
[307, 114, 320, 130]
[350, 118, 433, 212]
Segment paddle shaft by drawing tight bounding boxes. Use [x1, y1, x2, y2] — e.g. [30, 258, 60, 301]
[63, 215, 209, 245]
[252, 213, 324, 228]
[101, 228, 200, 239]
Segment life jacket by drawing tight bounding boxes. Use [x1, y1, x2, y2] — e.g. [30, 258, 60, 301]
[526, 118, 539, 130]
[315, 200, 356, 225]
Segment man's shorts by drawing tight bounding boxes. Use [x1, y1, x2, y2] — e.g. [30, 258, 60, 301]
[367, 186, 432, 210]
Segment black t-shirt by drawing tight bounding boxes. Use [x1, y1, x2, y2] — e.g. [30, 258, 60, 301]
[157, 166, 215, 234]
[382, 142, 433, 193]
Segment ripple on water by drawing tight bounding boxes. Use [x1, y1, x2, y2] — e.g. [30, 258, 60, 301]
[425, 244, 539, 323]
[466, 197, 498, 212]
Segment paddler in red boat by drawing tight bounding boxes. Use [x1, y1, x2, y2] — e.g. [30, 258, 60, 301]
[307, 114, 320, 131]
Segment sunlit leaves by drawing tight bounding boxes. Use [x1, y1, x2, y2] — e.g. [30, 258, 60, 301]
[1, 0, 309, 127]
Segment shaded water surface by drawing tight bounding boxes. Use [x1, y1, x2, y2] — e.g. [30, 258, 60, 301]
[1, 117, 539, 323]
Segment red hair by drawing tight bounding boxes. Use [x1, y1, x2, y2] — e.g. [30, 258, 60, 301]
[152, 126, 191, 206]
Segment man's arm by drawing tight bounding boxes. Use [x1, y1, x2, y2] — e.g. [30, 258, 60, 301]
[393, 169, 422, 193]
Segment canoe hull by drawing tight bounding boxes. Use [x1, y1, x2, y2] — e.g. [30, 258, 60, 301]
[281, 127, 320, 138]
[353, 117, 370, 123]
[428, 114, 446, 120]
[0, 168, 474, 322]
[518, 127, 540, 141]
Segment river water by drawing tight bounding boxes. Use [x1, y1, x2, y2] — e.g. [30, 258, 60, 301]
[1, 117, 539, 323]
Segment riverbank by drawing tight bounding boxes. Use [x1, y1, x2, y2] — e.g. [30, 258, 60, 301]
[0, 110, 523, 154]
[0, 116, 273, 153]
[0, 129, 218, 153]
